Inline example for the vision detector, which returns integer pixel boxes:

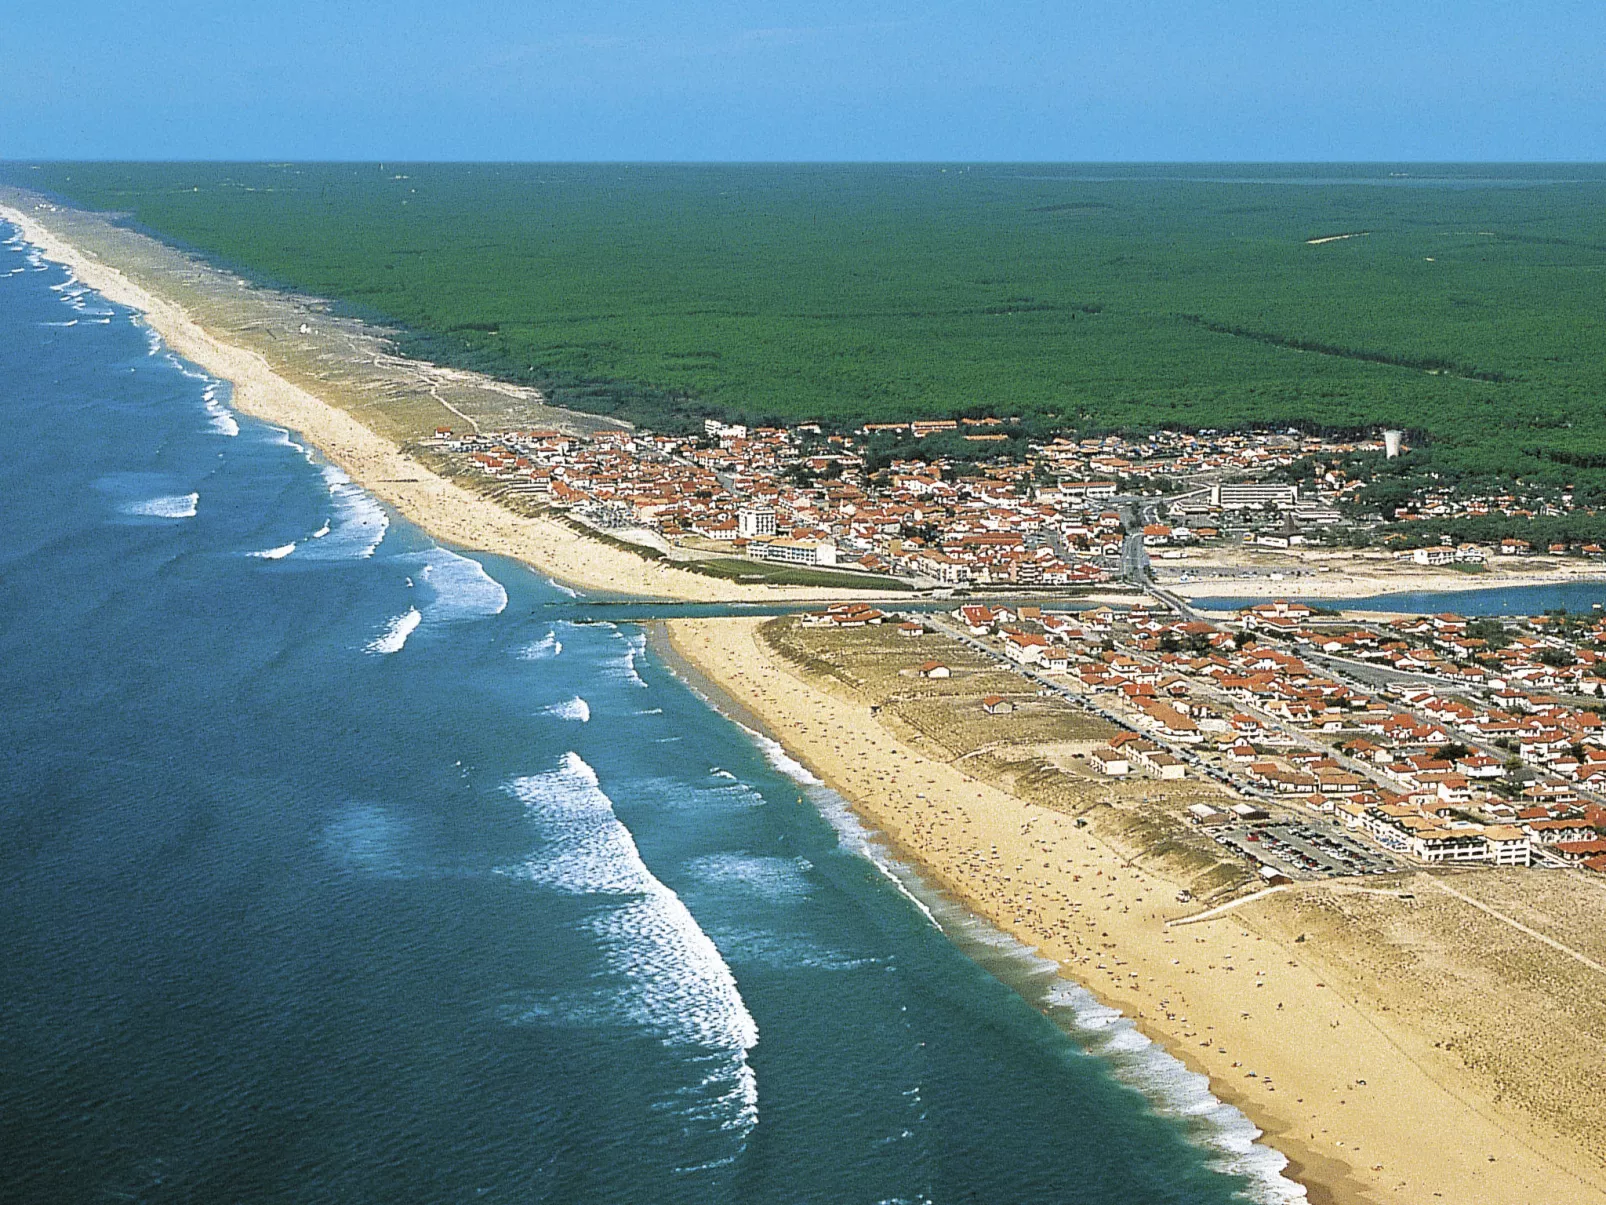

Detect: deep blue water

[0,225,1298,1204]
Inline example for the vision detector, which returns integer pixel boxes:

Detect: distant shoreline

[0,195,884,606]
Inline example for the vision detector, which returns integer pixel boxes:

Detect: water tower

[1383,430,1404,459]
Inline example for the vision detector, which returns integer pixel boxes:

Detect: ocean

[0,222,1300,1204]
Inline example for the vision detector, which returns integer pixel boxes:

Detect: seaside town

[420,417,1606,883]
[793,594,1606,882]
[12,179,1606,1205]
[421,418,1606,589]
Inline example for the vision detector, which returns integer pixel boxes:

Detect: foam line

[366,607,421,655]
[509,753,759,1138]
[125,493,199,519]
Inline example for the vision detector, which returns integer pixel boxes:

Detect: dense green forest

[11,162,1606,484]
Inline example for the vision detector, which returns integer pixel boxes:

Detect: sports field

[14,162,1606,485]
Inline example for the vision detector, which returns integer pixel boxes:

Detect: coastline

[648,621,1324,1203]
[664,615,1606,1205]
[1165,558,1606,604]
[10,194,1606,1204]
[0,199,880,605]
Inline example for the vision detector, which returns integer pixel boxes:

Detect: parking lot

[1210,820,1401,880]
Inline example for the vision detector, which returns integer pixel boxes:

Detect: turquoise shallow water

[0,224,1299,1204]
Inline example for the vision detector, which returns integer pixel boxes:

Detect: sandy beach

[1160,545,1606,603]
[11,191,1606,1204]
[0,197,884,605]
[667,615,1606,1205]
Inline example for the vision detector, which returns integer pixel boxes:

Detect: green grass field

[12,162,1606,485]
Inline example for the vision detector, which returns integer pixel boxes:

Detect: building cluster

[936,598,1606,874]
[428,422,1124,583]
[423,422,1406,585]
[1391,486,1590,527]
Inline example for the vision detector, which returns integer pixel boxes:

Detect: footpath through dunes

[665,614,1606,1205]
[0,192,882,604]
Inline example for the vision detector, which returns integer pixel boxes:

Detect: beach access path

[667,614,1606,1205]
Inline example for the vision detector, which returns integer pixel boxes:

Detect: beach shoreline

[0,198,887,605]
[647,620,1335,1204]
[1164,555,1606,604]
[10,195,1606,1205]
[664,614,1606,1205]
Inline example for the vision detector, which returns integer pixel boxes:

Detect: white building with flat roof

[737,506,777,539]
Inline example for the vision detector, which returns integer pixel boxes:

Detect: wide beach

[666,615,1606,1205]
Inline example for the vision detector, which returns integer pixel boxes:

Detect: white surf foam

[517,630,562,660]
[1044,972,1306,1201]
[202,382,239,436]
[543,696,591,723]
[705,924,875,973]
[746,725,1305,1204]
[141,324,162,356]
[125,493,199,519]
[414,546,508,622]
[366,607,421,655]
[250,543,297,560]
[311,520,331,538]
[297,464,388,560]
[266,426,309,456]
[606,627,649,688]
[684,853,812,901]
[163,353,212,384]
[507,753,759,1137]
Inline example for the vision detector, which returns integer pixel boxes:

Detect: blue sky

[4,0,1601,160]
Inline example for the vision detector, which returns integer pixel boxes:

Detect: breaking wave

[250,543,297,560]
[506,753,759,1138]
[202,382,239,437]
[518,630,562,660]
[366,607,421,655]
[414,546,507,622]
[749,724,1306,1204]
[1043,964,1307,1202]
[543,696,591,723]
[607,627,649,688]
[297,464,388,560]
[125,493,199,519]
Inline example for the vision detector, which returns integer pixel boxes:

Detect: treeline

[1176,315,1510,383]
[1378,514,1606,549]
